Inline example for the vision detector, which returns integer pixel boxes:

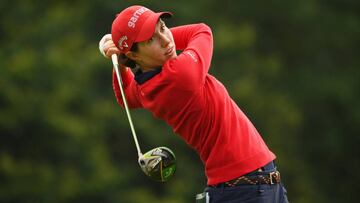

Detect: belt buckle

[269,171,280,184]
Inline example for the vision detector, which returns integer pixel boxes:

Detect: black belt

[211,161,281,187]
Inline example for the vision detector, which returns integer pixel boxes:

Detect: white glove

[99,34,112,57]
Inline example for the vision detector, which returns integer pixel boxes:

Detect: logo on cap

[128,7,149,28]
[118,35,128,50]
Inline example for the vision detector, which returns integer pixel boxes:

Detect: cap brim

[135,12,172,43]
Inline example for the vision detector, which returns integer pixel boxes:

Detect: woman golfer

[99,5,289,203]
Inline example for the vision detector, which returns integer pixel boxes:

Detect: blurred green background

[1,0,359,202]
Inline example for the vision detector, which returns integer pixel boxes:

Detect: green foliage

[1,0,359,202]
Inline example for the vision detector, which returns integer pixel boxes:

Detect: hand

[99,34,121,58]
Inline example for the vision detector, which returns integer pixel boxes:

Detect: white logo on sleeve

[185,51,198,62]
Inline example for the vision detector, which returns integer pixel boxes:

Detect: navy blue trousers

[203,162,289,203]
[205,182,288,203]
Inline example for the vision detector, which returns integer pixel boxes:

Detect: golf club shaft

[111,54,142,157]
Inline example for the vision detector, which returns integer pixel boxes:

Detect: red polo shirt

[112,23,276,185]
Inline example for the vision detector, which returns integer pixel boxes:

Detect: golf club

[111,54,176,182]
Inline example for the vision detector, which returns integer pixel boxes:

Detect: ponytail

[119,42,138,69]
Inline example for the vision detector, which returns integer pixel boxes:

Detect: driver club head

[138,147,176,182]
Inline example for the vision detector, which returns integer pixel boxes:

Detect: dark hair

[120,43,138,69]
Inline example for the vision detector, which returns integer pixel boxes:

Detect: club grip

[111,54,118,66]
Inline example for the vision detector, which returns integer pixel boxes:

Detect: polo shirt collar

[134,68,162,85]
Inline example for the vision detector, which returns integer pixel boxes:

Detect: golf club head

[138,147,176,182]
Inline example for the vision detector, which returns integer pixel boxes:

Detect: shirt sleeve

[167,24,213,90]
[112,68,142,108]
